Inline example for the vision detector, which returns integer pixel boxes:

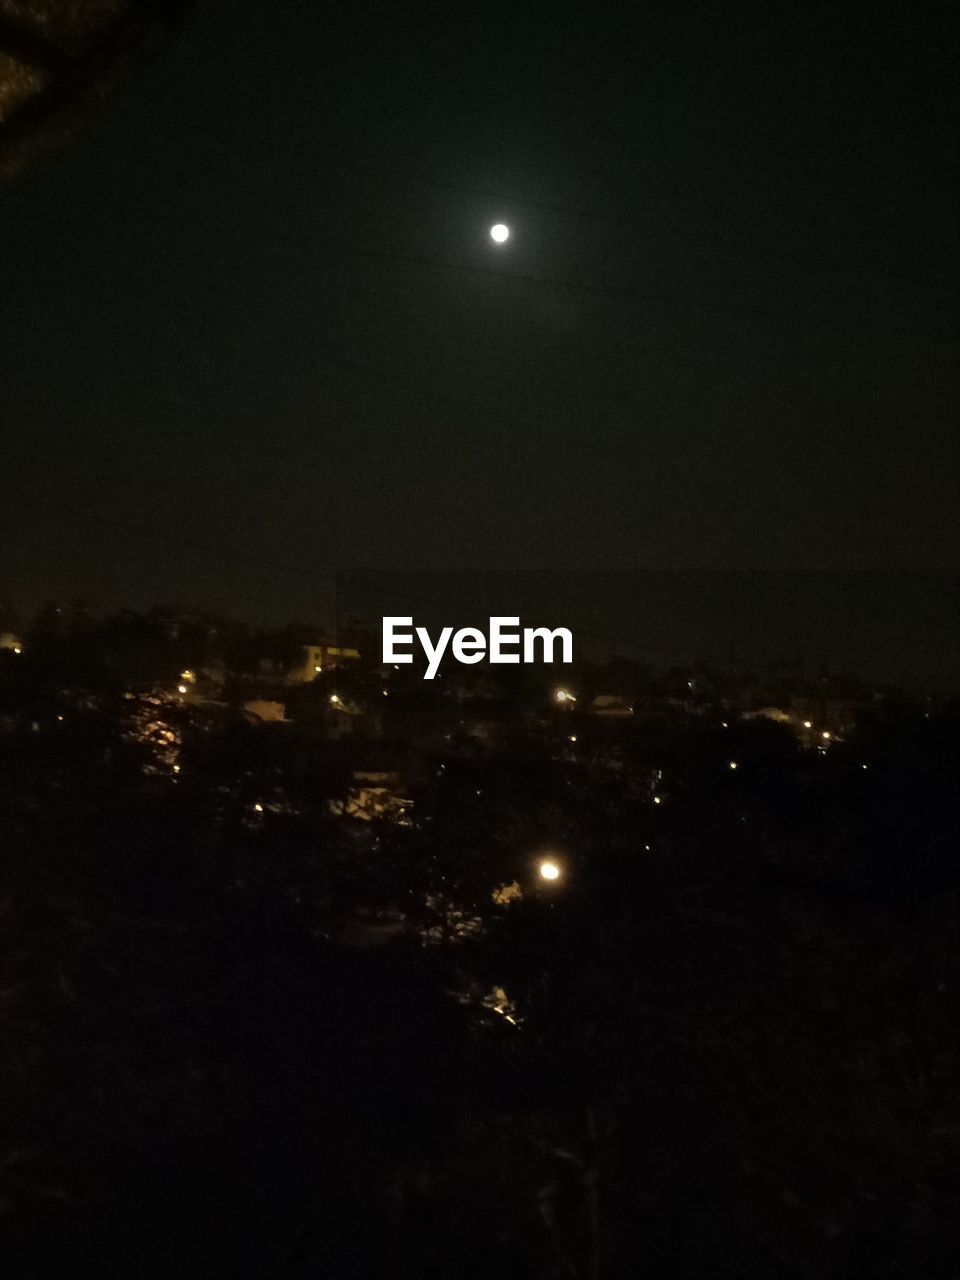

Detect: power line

[0,486,332,587]
[190,128,958,291]
[0,262,947,609]
[301,156,960,290]
[1,485,874,673]
[100,206,957,347]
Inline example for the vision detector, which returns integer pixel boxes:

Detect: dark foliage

[0,664,956,1278]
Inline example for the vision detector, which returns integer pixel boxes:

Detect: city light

[569,734,577,742]
[329,693,341,705]
[490,223,510,243]
[554,688,575,704]
[538,858,561,881]
[177,684,188,694]
[729,760,738,770]
[653,795,662,805]
[180,669,195,683]
[314,664,322,673]
[803,720,812,729]
[12,645,21,655]
[253,802,263,813]
[822,730,831,741]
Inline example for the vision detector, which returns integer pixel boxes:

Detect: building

[288,642,361,684]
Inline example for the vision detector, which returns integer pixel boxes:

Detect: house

[288,642,361,684]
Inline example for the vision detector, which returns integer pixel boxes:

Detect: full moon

[490,223,510,243]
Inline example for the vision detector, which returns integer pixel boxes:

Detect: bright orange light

[538,858,561,881]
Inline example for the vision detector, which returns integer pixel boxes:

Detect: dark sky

[0,0,957,674]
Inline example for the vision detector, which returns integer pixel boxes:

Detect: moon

[489,223,510,244]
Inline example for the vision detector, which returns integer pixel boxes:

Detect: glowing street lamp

[490,223,510,244]
[729,760,739,770]
[329,693,341,706]
[554,688,576,705]
[538,858,561,882]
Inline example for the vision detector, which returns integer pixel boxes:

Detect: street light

[538,858,561,882]
[490,223,510,243]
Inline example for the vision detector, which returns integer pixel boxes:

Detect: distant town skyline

[3,569,957,691]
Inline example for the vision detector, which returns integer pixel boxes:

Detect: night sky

[0,1,957,674]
